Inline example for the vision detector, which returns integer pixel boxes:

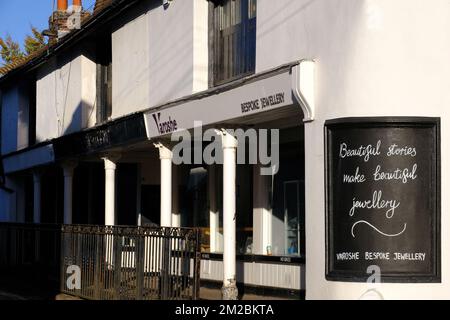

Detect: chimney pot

[57,0,68,11]
[73,0,82,8]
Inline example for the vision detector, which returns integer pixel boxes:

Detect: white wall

[36,54,96,143]
[112,9,150,119]
[257,0,450,299]
[81,56,97,129]
[111,0,209,119]
[200,260,304,291]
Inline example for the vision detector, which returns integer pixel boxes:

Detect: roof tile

[0,0,114,77]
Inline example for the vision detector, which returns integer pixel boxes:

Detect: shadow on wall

[111,0,196,114]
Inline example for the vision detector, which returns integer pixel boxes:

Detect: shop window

[181,167,210,251]
[236,165,253,254]
[211,0,257,86]
[185,164,253,254]
[284,181,301,255]
[270,128,305,257]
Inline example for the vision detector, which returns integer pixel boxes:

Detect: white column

[103,157,118,226]
[172,165,180,227]
[62,162,77,225]
[155,143,173,227]
[33,171,42,224]
[219,130,238,300]
[209,165,219,253]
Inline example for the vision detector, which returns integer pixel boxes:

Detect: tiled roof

[0,45,49,76]
[94,0,114,15]
[0,0,115,77]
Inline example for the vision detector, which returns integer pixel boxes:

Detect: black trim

[200,253,305,265]
[2,112,147,164]
[200,279,304,300]
[53,112,147,159]
[324,116,441,283]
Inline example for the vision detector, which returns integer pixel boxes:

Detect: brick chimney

[44,0,90,42]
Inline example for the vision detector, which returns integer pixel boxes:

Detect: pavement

[0,286,298,301]
[199,287,292,300]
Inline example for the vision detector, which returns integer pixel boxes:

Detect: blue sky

[0,0,96,64]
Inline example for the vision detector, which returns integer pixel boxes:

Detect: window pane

[284,182,299,255]
[236,164,253,254]
[269,127,305,257]
[249,0,257,19]
[213,0,256,85]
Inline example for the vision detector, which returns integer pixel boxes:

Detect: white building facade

[0,0,448,300]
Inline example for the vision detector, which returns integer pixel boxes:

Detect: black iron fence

[0,223,201,300]
[60,225,201,300]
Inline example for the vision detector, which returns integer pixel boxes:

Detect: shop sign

[325,117,440,282]
[144,71,294,139]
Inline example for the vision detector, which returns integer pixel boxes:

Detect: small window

[211,0,257,86]
[96,36,112,124]
[96,63,112,123]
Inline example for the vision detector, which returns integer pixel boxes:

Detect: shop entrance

[140,185,160,226]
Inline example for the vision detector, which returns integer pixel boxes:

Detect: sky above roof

[0,0,96,65]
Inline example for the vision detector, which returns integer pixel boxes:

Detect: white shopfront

[142,60,315,297]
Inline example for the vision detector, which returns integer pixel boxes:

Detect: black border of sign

[324,117,441,283]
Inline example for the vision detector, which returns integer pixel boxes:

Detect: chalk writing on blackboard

[326,117,440,282]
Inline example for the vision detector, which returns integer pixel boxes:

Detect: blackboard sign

[325,117,440,282]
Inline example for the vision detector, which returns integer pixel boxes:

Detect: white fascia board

[144,60,316,140]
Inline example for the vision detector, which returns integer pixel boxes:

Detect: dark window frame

[27,78,37,146]
[95,36,112,125]
[209,0,257,87]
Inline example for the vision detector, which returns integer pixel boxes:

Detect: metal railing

[0,223,201,300]
[60,225,201,300]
